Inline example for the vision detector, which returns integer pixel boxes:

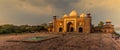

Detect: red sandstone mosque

[48,10,114,33]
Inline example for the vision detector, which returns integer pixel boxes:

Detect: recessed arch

[67,22,74,32]
[71,27,74,32]
[59,27,63,32]
[79,27,83,32]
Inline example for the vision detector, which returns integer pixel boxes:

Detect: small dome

[80,13,86,17]
[49,21,53,23]
[69,10,77,17]
[63,14,68,17]
[106,20,111,22]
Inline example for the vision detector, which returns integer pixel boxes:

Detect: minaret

[86,13,92,33]
[53,16,57,32]
[87,13,91,18]
[87,13,92,25]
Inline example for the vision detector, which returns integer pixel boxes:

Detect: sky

[0,0,120,27]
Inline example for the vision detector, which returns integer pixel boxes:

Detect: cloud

[0,0,120,27]
[17,0,79,15]
[72,0,120,26]
[73,0,120,10]
[17,0,56,15]
[0,0,54,25]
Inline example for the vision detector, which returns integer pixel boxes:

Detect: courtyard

[0,32,120,50]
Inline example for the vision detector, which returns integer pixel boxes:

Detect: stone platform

[0,33,120,50]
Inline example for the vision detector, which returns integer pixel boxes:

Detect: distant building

[101,20,114,33]
[48,10,114,33]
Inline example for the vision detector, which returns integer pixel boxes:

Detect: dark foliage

[0,24,47,34]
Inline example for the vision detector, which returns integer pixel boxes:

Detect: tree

[98,21,104,28]
[19,25,31,33]
[0,24,48,34]
[0,24,18,34]
[40,23,48,30]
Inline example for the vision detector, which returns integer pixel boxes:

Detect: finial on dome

[69,10,77,17]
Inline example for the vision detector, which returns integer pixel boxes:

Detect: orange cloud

[72,0,120,11]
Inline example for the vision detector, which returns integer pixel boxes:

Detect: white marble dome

[69,10,77,17]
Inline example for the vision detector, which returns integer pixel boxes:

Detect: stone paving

[0,33,120,50]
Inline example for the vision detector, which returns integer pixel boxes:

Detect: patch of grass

[26,36,48,41]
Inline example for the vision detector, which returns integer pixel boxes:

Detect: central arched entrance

[59,27,62,32]
[79,27,83,32]
[71,27,74,32]
[67,22,74,32]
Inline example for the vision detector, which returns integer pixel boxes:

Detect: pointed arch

[59,27,62,32]
[66,22,74,32]
[79,27,83,32]
[71,27,74,32]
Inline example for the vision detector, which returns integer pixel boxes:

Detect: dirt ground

[0,32,55,49]
[0,32,120,50]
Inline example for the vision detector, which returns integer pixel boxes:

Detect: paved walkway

[0,33,120,50]
[110,34,120,49]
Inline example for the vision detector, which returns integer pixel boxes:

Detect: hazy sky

[0,0,120,27]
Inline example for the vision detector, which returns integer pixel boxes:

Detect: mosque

[48,10,114,33]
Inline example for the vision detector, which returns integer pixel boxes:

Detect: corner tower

[86,13,92,33]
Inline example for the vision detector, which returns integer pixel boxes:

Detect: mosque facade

[48,10,114,33]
